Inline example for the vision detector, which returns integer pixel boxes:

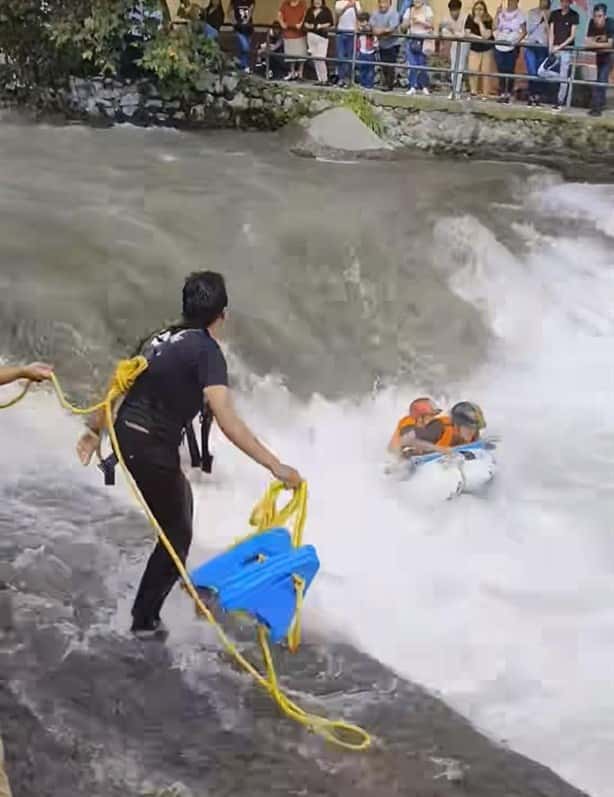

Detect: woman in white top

[335,0,361,85]
[401,0,434,95]
[439,0,469,97]
[493,0,527,101]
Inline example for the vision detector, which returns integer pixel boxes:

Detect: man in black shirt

[548,0,579,108]
[201,0,225,39]
[231,0,256,72]
[77,272,301,639]
[585,3,614,115]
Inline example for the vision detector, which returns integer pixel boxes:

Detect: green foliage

[0,0,222,99]
[342,88,384,137]
[139,25,224,98]
[48,0,138,77]
[0,0,65,88]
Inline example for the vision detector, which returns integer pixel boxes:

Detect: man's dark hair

[594,3,607,12]
[182,271,228,328]
[448,0,462,10]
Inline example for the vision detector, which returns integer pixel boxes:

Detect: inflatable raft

[392,440,497,500]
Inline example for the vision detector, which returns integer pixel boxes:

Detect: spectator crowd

[183,0,613,115]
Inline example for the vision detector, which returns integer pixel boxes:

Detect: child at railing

[256,21,287,79]
[356,11,378,88]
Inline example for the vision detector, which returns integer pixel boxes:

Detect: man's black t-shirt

[550,8,580,47]
[587,17,614,65]
[465,15,494,52]
[204,3,225,30]
[232,0,255,33]
[119,328,228,449]
[304,6,334,38]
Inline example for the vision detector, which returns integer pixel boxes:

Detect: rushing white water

[2,141,613,797]
[186,181,614,797]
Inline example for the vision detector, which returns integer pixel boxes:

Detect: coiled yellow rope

[1,360,371,751]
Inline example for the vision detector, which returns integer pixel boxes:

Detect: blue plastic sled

[190,528,320,642]
[412,439,496,467]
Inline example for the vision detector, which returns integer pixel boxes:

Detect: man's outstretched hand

[270,462,303,490]
[21,362,54,382]
[76,430,100,466]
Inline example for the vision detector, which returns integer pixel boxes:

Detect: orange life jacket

[434,415,478,448]
[396,415,416,435]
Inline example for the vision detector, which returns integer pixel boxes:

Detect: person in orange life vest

[388,396,442,454]
[409,401,486,455]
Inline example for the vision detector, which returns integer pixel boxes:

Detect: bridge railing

[203,23,613,110]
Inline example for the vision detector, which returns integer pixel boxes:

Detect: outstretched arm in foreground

[0,362,53,387]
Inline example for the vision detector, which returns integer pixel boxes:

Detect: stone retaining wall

[377,101,614,167]
[67,75,329,130]
[2,73,612,172]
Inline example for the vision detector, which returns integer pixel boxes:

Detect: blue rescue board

[190,528,320,642]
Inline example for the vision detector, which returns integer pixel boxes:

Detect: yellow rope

[246,481,308,653]
[0,381,32,410]
[2,360,371,751]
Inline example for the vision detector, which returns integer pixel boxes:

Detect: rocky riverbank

[377,94,614,175]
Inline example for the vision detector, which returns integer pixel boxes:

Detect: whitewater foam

[189,180,614,797]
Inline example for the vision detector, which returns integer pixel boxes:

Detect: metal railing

[220,24,613,110]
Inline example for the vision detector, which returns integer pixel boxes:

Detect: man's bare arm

[0,362,53,386]
[205,385,302,487]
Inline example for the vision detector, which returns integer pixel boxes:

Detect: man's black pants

[116,422,193,629]
[379,46,400,90]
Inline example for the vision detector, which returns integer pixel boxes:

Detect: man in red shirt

[279,0,307,80]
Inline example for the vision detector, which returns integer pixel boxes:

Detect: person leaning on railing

[256,20,287,78]
[356,11,379,88]
[465,0,495,98]
[201,0,225,40]
[439,0,469,98]
[230,0,256,73]
[524,0,551,106]
[279,0,308,80]
[335,0,361,87]
[546,0,579,110]
[369,0,401,91]
[493,0,526,103]
[402,0,435,95]
[304,0,334,85]
[585,2,614,117]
